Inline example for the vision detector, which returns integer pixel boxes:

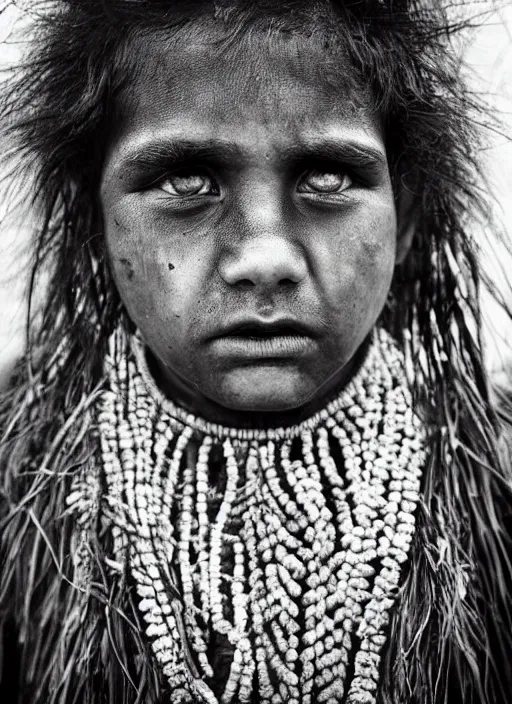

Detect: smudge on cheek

[355,231,395,283]
[360,233,387,260]
[118,257,135,281]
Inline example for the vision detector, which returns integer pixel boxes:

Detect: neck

[146,336,371,430]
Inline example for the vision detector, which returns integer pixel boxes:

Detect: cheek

[321,205,397,312]
[104,212,204,348]
[355,226,396,300]
[107,229,166,316]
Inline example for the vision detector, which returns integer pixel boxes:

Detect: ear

[395,179,418,266]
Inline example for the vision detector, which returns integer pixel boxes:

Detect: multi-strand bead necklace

[94,326,425,704]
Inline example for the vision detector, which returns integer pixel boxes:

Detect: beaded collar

[93,326,425,704]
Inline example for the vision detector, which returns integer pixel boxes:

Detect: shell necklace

[95,326,425,704]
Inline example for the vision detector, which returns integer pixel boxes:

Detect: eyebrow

[117,139,243,174]
[285,138,387,168]
[114,135,387,176]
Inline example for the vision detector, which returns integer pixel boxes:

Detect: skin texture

[100,27,403,425]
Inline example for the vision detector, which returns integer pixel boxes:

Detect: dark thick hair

[1,2,512,703]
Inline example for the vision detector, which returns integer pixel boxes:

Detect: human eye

[297,169,353,195]
[157,170,219,197]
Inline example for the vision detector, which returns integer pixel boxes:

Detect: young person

[1,1,511,703]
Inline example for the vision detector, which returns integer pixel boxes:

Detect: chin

[221,395,307,413]
[213,368,317,413]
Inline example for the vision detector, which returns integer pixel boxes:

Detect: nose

[219,235,307,289]
[218,173,309,289]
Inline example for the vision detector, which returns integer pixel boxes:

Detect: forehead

[107,23,382,164]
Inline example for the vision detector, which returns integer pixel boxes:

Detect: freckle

[114,218,127,230]
[168,262,175,271]
[174,314,180,318]
[119,257,134,281]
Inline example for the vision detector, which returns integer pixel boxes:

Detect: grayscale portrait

[0,2,511,703]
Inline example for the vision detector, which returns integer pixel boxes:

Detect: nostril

[279,277,297,286]
[235,279,256,288]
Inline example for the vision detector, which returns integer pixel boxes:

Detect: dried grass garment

[1,328,512,704]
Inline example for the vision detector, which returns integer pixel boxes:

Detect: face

[100,27,399,421]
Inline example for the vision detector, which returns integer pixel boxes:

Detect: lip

[208,317,317,359]
[213,317,317,339]
[210,334,315,359]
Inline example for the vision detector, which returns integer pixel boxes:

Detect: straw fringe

[1,327,512,703]
[0,363,167,703]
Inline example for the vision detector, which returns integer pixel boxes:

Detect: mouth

[210,320,316,359]
[225,322,311,338]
